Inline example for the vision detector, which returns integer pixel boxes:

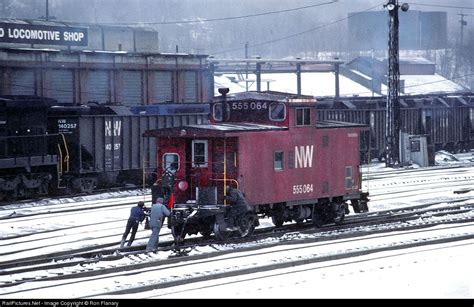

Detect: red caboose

[144,91,369,240]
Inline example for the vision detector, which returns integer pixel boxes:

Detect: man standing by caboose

[146,197,170,252]
[120,201,146,248]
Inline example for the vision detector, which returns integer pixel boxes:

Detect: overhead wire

[210,3,383,56]
[348,73,474,96]
[99,1,337,25]
[409,3,474,10]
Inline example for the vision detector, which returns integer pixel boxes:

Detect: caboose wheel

[312,207,326,228]
[213,221,230,241]
[271,215,284,227]
[200,225,213,239]
[333,209,345,225]
[312,214,325,227]
[237,214,255,238]
[332,203,346,225]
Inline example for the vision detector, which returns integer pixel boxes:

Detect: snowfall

[0,151,473,299]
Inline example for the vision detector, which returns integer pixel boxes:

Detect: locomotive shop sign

[0,23,88,46]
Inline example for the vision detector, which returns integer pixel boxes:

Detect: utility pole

[458,14,467,48]
[39,0,55,21]
[46,0,49,21]
[384,0,409,167]
[453,14,467,78]
[245,42,249,92]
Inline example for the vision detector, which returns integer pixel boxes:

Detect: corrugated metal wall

[0,50,211,104]
[86,70,110,103]
[153,71,173,103]
[10,69,35,96]
[49,69,74,103]
[183,71,197,102]
[122,70,143,106]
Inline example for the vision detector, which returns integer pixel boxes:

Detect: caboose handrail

[210,178,239,190]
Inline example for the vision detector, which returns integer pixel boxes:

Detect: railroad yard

[1,153,473,298]
[1,0,473,301]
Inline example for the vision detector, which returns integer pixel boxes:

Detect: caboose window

[192,140,208,167]
[269,102,286,121]
[274,150,284,171]
[163,153,179,172]
[296,108,310,126]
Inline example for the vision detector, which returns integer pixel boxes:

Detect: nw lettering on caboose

[295,145,313,168]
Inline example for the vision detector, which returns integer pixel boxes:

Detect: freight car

[0,95,210,201]
[0,96,61,200]
[316,94,474,164]
[144,91,369,241]
[47,102,209,193]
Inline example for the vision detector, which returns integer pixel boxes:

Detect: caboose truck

[144,91,369,241]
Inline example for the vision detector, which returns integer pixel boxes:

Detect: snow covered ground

[0,152,473,299]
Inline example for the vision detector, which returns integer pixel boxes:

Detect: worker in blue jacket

[120,201,146,248]
[146,197,170,252]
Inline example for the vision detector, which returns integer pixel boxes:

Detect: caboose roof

[144,123,286,138]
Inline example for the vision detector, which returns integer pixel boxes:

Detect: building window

[163,153,179,172]
[274,150,284,171]
[296,108,310,126]
[192,140,208,167]
[345,166,353,189]
[269,102,286,121]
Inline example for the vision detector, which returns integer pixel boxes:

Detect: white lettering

[231,101,267,110]
[292,184,314,194]
[64,31,84,42]
[113,120,122,136]
[105,120,122,137]
[295,145,313,168]
[105,121,112,136]
[0,28,4,38]
[8,28,60,41]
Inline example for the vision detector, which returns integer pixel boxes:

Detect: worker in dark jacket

[225,186,247,206]
[120,201,146,248]
[146,197,170,252]
[226,186,251,217]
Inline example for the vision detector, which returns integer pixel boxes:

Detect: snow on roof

[350,69,372,80]
[218,72,377,97]
[214,75,245,96]
[380,74,467,95]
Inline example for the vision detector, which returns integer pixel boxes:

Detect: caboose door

[212,137,239,204]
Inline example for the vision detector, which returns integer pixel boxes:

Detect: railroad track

[1,164,473,297]
[1,200,473,297]
[2,217,473,298]
[1,198,472,271]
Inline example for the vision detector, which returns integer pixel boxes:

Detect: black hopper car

[316,94,474,164]
[0,95,209,201]
[0,96,59,200]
